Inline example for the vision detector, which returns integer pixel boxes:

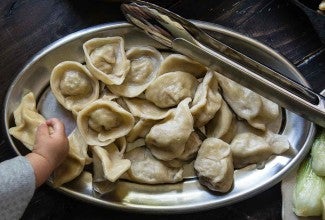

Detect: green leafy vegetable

[311,128,325,176]
[293,157,325,217]
[322,196,325,219]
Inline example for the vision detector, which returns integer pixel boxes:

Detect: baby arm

[26,118,69,187]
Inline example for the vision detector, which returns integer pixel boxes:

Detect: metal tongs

[121,0,325,127]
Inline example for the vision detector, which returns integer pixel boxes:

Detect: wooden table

[0,0,324,219]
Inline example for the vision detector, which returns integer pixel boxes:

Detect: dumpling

[264,130,290,155]
[114,136,127,155]
[163,131,202,168]
[52,128,88,187]
[218,119,237,144]
[126,119,155,143]
[77,98,135,146]
[194,138,234,193]
[114,97,130,111]
[50,61,99,113]
[124,98,171,120]
[206,100,237,143]
[83,36,130,85]
[99,87,119,100]
[145,71,199,108]
[9,92,46,150]
[248,97,280,131]
[216,73,261,122]
[109,46,163,97]
[146,98,194,161]
[190,71,222,127]
[70,128,92,165]
[122,147,183,184]
[230,132,289,169]
[216,73,279,131]
[92,143,131,182]
[124,98,172,142]
[158,54,207,78]
[176,131,202,161]
[126,138,146,153]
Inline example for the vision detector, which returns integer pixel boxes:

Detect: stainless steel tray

[4,21,315,214]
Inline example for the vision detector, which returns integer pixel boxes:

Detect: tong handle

[193,31,320,106]
[173,38,325,127]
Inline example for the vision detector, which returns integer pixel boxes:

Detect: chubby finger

[36,122,50,137]
[46,118,66,136]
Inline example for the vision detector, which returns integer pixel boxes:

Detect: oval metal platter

[4,21,315,214]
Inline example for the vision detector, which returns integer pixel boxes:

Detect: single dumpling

[92,143,131,183]
[264,131,290,154]
[230,132,289,169]
[216,73,261,121]
[191,71,222,127]
[145,98,194,161]
[83,36,130,85]
[109,46,163,97]
[122,146,183,184]
[194,138,234,193]
[248,97,280,131]
[126,119,156,143]
[77,98,135,146]
[50,61,99,113]
[114,136,127,155]
[70,128,92,164]
[176,131,202,161]
[125,138,146,153]
[52,128,88,187]
[124,98,171,120]
[123,98,172,142]
[206,99,237,143]
[99,87,119,100]
[9,92,46,150]
[145,71,199,108]
[163,131,202,168]
[216,73,279,131]
[158,54,207,78]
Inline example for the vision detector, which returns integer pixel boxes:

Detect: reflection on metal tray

[4,21,315,214]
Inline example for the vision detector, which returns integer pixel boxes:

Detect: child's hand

[26,118,69,187]
[33,118,69,170]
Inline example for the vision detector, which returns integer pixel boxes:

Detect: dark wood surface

[0,0,324,219]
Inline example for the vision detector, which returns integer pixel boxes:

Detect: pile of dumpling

[9,36,290,193]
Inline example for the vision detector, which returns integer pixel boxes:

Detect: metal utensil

[121,0,325,127]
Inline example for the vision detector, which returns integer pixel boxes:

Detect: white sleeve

[0,156,36,220]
